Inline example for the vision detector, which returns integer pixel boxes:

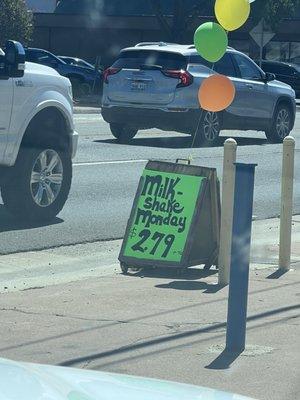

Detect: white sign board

[250,19,275,48]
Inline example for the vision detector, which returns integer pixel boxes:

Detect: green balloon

[194,22,228,63]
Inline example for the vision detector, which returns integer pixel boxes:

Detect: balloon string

[188,61,216,161]
[188,109,204,162]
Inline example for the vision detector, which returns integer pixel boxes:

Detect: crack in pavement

[0,307,227,333]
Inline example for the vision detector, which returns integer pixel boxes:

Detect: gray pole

[279,136,295,271]
[226,163,257,353]
[259,19,264,68]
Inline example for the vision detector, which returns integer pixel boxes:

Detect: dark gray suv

[102,43,296,145]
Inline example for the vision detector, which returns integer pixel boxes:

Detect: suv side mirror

[4,40,25,78]
[265,72,276,82]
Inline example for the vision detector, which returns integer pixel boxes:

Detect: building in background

[26,0,57,13]
[31,0,300,65]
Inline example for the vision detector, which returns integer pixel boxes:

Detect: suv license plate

[131,81,148,91]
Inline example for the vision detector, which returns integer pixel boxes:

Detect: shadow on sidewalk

[129,267,217,280]
[57,304,299,368]
[266,269,289,279]
[155,280,225,294]
[205,349,243,370]
[127,267,224,293]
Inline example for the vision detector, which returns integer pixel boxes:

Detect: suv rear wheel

[193,111,221,147]
[1,146,72,221]
[110,123,138,144]
[265,104,292,143]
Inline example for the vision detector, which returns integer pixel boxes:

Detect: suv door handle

[246,83,254,89]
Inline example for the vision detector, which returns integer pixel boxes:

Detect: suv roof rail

[187,45,235,50]
[135,42,181,48]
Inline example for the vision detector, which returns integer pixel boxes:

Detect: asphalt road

[0,112,299,255]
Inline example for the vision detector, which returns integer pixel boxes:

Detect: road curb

[74,107,101,115]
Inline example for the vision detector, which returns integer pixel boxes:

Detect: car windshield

[77,59,94,68]
[1,2,299,400]
[294,64,300,73]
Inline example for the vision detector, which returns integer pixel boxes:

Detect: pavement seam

[1,307,223,330]
[0,307,227,330]
[57,304,300,367]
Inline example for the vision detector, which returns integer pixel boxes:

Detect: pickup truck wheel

[193,111,221,147]
[110,123,138,144]
[1,147,72,221]
[265,105,292,143]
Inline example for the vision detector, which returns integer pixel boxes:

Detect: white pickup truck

[0,41,78,221]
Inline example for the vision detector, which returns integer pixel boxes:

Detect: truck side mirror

[5,40,25,78]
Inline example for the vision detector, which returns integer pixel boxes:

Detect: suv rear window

[112,50,187,70]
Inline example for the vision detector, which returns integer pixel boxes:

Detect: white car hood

[25,61,60,77]
[0,358,255,400]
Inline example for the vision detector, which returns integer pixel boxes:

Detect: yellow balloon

[215,0,250,31]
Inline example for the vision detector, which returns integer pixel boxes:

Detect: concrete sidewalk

[0,216,300,400]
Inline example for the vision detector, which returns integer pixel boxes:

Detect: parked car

[0,40,78,220]
[0,357,257,400]
[102,42,296,145]
[58,55,95,70]
[25,47,102,96]
[259,60,300,98]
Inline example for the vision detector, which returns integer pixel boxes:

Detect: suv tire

[193,111,221,147]
[110,123,138,144]
[1,146,72,221]
[265,104,292,143]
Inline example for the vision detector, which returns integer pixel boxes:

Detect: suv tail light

[103,67,121,84]
[162,69,193,88]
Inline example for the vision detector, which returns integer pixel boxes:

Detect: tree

[149,0,300,42]
[149,0,213,43]
[0,0,33,47]
[252,0,300,30]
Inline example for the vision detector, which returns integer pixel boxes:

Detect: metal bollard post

[218,138,237,286]
[279,136,295,271]
[226,163,257,353]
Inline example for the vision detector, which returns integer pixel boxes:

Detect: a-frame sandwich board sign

[119,160,220,272]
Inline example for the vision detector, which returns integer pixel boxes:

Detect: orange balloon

[198,74,236,112]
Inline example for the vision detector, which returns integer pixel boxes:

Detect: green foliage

[252,0,300,29]
[0,0,33,47]
[149,0,300,41]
